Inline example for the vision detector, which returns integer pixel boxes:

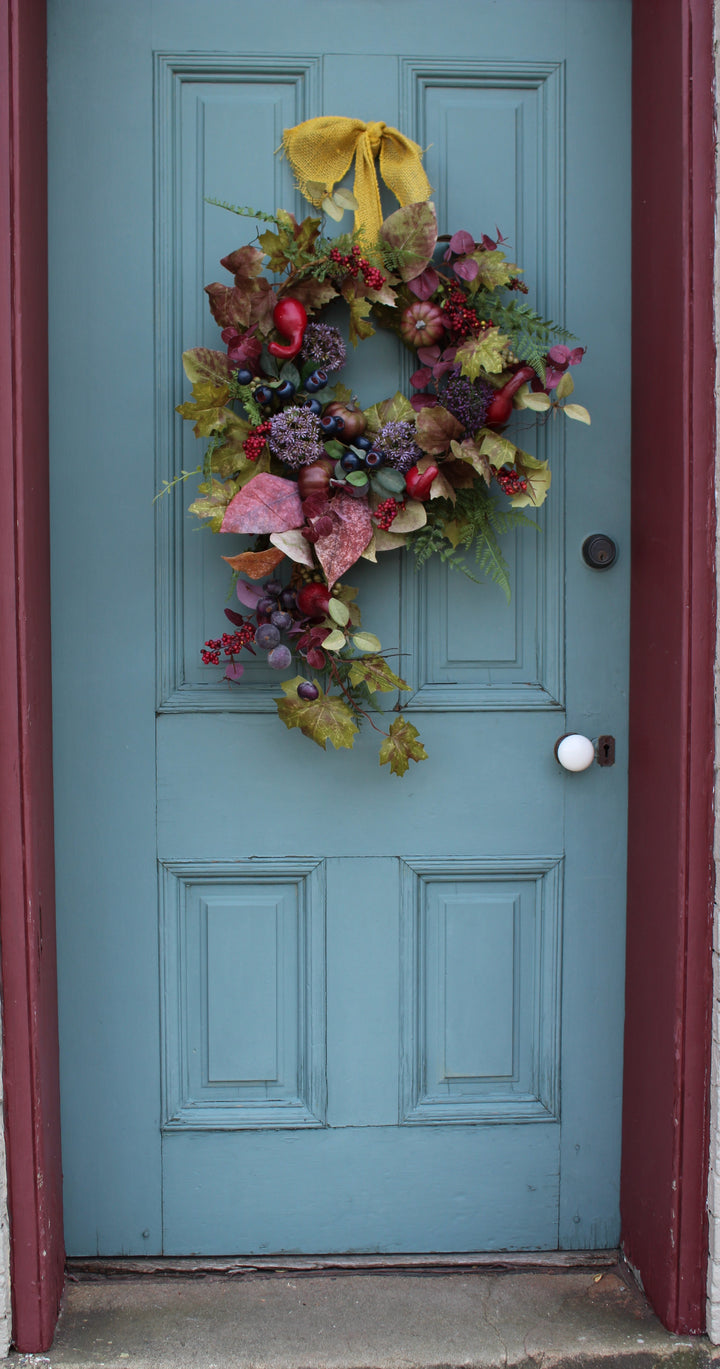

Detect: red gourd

[268,297,308,360]
[296,583,331,619]
[405,463,439,501]
[484,365,536,427]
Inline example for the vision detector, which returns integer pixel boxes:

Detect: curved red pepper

[406,463,439,501]
[268,297,308,360]
[485,365,536,427]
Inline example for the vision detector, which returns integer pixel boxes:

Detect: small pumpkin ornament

[400,301,445,348]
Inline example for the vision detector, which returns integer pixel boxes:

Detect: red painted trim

[0,0,65,1352]
[622,0,716,1335]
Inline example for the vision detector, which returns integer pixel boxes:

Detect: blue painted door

[49,0,631,1255]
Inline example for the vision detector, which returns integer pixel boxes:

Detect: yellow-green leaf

[275,688,358,751]
[378,717,428,776]
[455,328,511,379]
[322,196,344,221]
[563,403,591,424]
[479,431,518,470]
[328,598,350,627]
[511,451,552,508]
[352,631,382,653]
[322,628,347,652]
[555,372,575,399]
[363,390,415,433]
[519,390,552,412]
[348,656,410,694]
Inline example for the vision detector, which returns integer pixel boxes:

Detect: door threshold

[67,1250,619,1281]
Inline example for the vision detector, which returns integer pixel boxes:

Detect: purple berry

[255,623,281,649]
[271,610,293,630]
[267,644,292,670]
[297,681,319,700]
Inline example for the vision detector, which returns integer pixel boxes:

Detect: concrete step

[7,1264,720,1369]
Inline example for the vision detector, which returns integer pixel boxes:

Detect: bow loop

[282,116,431,240]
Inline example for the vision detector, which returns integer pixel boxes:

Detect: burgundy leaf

[407,266,440,300]
[410,367,433,389]
[449,230,475,254]
[225,608,245,626]
[453,257,479,281]
[306,647,326,669]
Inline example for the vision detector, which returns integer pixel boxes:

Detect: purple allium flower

[268,406,326,469]
[299,323,347,372]
[375,420,423,474]
[439,369,493,433]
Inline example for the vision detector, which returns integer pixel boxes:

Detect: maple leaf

[510,450,552,508]
[456,328,511,379]
[219,244,265,286]
[344,291,375,346]
[257,226,294,272]
[181,347,234,387]
[275,687,358,751]
[467,248,518,292]
[415,404,464,456]
[478,431,519,470]
[204,282,251,331]
[348,656,410,695]
[187,479,233,532]
[287,276,339,312]
[363,390,415,435]
[378,717,428,776]
[176,382,230,438]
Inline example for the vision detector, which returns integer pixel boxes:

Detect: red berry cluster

[374,497,405,530]
[495,467,528,496]
[329,243,386,291]
[441,285,484,339]
[243,420,272,461]
[201,625,256,664]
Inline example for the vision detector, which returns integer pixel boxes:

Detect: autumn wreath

[170,122,589,775]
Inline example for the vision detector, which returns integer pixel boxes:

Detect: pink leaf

[220,474,304,535]
[453,257,479,281]
[410,366,433,389]
[235,579,264,609]
[449,230,475,254]
[315,491,374,586]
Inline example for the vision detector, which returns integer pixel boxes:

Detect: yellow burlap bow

[282,116,432,241]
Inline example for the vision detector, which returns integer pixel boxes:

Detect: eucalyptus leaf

[563,403,591,424]
[352,630,382,653]
[328,598,350,627]
[322,629,347,652]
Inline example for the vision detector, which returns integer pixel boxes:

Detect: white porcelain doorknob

[554,733,595,771]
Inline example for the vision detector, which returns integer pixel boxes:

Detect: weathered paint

[622,0,716,1337]
[0,0,65,1352]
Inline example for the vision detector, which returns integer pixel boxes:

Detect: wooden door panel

[49,0,631,1256]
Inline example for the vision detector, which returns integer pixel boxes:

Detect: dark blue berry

[255,385,274,405]
[234,368,253,385]
[276,380,296,402]
[365,449,385,470]
[320,415,340,437]
[340,451,363,472]
[354,435,372,451]
[301,396,323,415]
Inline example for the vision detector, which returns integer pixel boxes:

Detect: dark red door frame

[0,0,65,1352]
[621,0,717,1334]
[0,0,715,1352]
